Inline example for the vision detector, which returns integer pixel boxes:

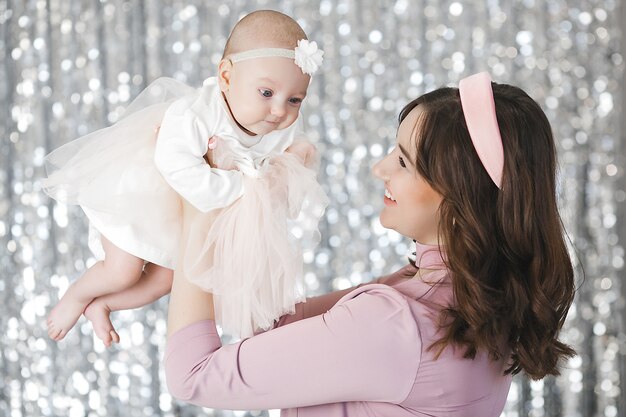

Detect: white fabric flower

[294,39,324,75]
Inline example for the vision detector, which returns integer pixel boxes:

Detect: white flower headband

[228,39,324,75]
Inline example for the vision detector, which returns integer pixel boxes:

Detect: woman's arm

[270,283,380,329]
[268,265,416,329]
[167,268,369,337]
[166,266,215,337]
[164,271,421,410]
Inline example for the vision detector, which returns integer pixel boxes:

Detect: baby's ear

[217,59,233,91]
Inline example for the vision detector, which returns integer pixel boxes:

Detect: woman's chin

[379,215,419,241]
[378,213,395,231]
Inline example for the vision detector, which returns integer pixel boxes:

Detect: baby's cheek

[285,114,299,128]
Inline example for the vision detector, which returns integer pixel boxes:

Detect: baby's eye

[398,156,407,168]
[259,89,273,98]
[288,97,303,105]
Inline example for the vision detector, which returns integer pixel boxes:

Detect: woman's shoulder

[330,264,454,342]
[337,266,511,414]
[329,268,431,339]
[331,263,418,306]
[334,282,411,309]
[366,263,453,307]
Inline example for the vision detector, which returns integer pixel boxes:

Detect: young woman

[163,72,575,416]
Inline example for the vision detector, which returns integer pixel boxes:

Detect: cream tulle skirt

[41,77,329,338]
[42,78,193,268]
[183,151,328,338]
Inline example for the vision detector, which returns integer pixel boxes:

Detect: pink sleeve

[269,268,414,328]
[270,284,371,328]
[164,284,422,410]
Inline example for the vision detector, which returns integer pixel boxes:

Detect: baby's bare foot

[84,300,120,347]
[47,296,88,341]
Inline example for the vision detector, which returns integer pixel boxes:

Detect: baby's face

[221,57,310,136]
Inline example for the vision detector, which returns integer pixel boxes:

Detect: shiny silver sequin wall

[1,0,624,416]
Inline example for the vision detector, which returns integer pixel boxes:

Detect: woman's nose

[372,158,387,180]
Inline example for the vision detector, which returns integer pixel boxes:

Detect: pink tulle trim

[183,152,329,338]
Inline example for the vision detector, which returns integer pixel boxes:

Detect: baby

[43,10,328,346]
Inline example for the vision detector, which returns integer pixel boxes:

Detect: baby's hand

[286,139,317,168]
[205,136,241,171]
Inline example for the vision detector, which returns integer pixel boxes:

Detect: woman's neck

[412,240,446,270]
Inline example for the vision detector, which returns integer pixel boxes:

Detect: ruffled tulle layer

[182,151,329,338]
[42,78,196,268]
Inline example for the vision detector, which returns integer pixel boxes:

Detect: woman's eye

[288,97,303,105]
[398,156,407,168]
[259,89,273,98]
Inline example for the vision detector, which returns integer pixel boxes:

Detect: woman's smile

[384,187,398,206]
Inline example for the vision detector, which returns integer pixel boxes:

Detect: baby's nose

[271,103,286,117]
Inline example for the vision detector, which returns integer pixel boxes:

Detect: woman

[163,72,575,416]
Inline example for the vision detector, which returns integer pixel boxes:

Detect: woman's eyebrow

[398,144,413,162]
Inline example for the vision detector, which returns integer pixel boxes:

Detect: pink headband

[459,72,504,188]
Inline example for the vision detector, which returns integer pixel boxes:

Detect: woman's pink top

[164,244,512,416]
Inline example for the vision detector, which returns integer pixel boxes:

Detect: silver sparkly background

[1,0,624,416]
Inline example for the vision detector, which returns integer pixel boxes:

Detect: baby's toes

[101,332,112,347]
[48,327,61,340]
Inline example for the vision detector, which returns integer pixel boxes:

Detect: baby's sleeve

[154,97,245,212]
[164,284,422,410]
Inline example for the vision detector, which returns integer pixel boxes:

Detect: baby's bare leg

[84,263,173,347]
[47,236,144,341]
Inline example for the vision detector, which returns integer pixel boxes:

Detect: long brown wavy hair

[400,82,576,380]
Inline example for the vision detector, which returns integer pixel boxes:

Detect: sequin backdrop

[0,0,624,416]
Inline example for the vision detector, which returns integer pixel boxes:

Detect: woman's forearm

[166,255,413,337]
[163,284,418,410]
[167,267,215,337]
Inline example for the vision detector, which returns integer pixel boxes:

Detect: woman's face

[372,106,443,244]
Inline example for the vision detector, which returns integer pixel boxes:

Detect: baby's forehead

[227,33,298,56]
[234,58,310,93]
[223,12,305,57]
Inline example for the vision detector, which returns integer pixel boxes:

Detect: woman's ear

[218,59,233,92]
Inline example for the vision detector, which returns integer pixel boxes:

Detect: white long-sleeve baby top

[154,76,304,213]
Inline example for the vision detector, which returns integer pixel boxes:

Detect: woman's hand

[205,136,241,172]
[203,136,217,166]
